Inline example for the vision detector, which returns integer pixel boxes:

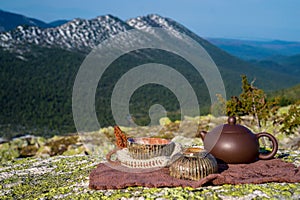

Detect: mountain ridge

[2,9,300,60]
[0,9,68,31]
[2,9,300,59]
[0,14,132,53]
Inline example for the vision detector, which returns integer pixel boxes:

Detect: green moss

[218,183,300,199]
[0,155,100,199]
[1,145,300,199]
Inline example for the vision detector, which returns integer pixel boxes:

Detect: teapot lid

[214,116,253,134]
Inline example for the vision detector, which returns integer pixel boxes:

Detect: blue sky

[1,0,300,41]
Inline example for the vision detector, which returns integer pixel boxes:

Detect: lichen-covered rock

[0,135,89,162]
[1,114,299,163]
[159,117,172,126]
[43,135,82,156]
[0,152,299,199]
[0,142,19,161]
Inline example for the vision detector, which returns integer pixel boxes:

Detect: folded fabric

[89,159,300,190]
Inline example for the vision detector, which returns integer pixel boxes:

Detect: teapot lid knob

[228,116,236,125]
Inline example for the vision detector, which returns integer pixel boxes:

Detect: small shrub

[276,101,300,134]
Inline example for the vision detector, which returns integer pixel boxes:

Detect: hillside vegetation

[1,43,300,138]
[269,83,300,106]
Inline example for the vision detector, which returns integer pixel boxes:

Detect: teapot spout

[197,131,207,141]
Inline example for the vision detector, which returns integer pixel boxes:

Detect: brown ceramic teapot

[199,116,278,164]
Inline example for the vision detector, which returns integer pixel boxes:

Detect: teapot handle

[256,132,278,160]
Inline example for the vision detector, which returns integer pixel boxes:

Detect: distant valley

[206,38,300,80]
[207,38,300,60]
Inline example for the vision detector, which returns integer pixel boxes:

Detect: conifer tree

[226,75,278,128]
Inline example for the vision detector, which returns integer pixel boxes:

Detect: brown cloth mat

[89,159,300,190]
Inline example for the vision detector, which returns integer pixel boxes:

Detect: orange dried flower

[114,126,128,148]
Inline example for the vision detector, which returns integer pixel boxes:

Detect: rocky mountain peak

[0,14,131,53]
[0,12,197,54]
[127,14,175,30]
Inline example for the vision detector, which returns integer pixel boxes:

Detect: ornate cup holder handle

[106,148,122,166]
